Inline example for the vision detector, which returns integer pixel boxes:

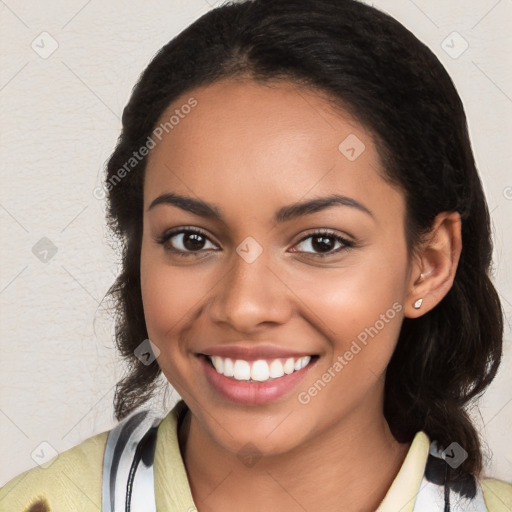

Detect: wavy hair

[103,0,503,484]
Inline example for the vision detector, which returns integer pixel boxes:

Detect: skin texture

[140,78,462,512]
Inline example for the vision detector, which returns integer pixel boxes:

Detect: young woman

[1,0,511,511]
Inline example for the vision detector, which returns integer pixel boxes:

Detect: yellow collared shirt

[1,400,511,512]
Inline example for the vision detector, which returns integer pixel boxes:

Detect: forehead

[144,78,404,225]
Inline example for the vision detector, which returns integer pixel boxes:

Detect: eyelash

[155,226,355,259]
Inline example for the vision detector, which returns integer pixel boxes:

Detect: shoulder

[0,405,172,512]
[0,429,108,512]
[481,478,512,512]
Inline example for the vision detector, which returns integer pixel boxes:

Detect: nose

[207,249,293,333]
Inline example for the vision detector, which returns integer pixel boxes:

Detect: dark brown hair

[103,0,503,485]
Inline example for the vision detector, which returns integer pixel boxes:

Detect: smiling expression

[140,78,414,455]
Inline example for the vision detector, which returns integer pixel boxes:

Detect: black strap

[125,425,158,512]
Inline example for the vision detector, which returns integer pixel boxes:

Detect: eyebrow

[147,192,374,223]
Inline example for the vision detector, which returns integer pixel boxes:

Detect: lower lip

[199,356,316,405]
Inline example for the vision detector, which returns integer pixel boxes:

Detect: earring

[413,298,423,309]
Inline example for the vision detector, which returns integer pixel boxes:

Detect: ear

[404,211,462,318]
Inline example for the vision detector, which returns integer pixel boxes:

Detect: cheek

[140,250,207,392]
[293,259,406,421]
[297,257,404,329]
[141,265,199,338]
[140,243,218,363]
[291,250,407,370]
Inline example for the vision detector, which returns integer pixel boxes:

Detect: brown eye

[181,232,207,251]
[156,227,218,256]
[311,235,336,252]
[293,230,354,257]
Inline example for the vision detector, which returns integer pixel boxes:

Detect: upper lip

[199,344,317,361]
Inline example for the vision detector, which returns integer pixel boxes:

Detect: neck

[178,401,410,512]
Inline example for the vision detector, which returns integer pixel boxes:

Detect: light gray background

[1,0,511,485]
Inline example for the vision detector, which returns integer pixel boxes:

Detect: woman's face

[141,78,415,455]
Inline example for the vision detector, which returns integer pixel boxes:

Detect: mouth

[200,354,318,382]
[197,353,319,405]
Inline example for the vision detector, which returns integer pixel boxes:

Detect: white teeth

[299,356,311,369]
[207,355,313,382]
[283,358,295,374]
[233,359,251,380]
[223,358,234,377]
[251,360,270,381]
[211,356,223,374]
[294,356,310,371]
[269,359,285,378]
